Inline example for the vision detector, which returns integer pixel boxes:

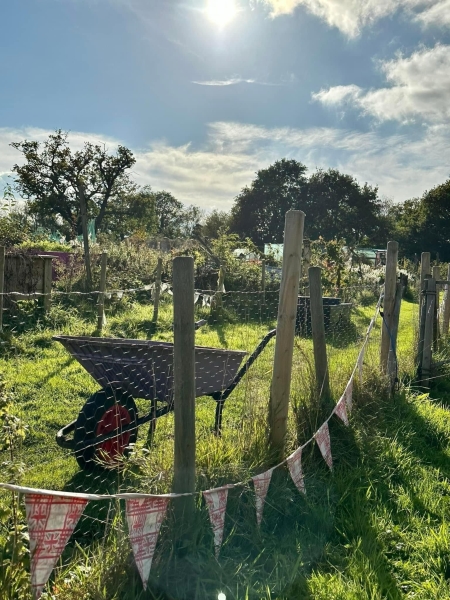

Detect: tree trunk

[78,182,93,291]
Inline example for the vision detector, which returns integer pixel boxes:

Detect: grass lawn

[5,292,450,600]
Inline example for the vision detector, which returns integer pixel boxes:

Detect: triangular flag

[334,396,349,426]
[203,486,229,558]
[357,344,366,384]
[252,469,273,526]
[25,493,87,600]
[126,496,169,590]
[315,422,333,470]
[344,377,354,413]
[287,446,306,495]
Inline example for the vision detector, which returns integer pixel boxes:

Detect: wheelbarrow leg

[146,398,157,448]
[214,400,225,436]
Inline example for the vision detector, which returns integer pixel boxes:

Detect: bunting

[315,422,333,470]
[252,469,273,526]
[203,486,229,557]
[126,496,170,589]
[334,395,349,426]
[287,447,306,495]
[25,493,87,600]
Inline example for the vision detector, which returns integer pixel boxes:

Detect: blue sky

[1,0,450,209]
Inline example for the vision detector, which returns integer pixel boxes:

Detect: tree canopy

[230,160,388,247]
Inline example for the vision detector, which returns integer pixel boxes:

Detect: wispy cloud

[192,78,256,86]
[313,45,450,124]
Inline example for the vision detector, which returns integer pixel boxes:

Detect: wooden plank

[420,252,431,297]
[97,251,107,330]
[269,210,305,455]
[309,266,330,400]
[0,247,4,331]
[433,264,440,348]
[152,257,163,324]
[442,264,450,335]
[42,257,53,312]
[387,281,403,388]
[172,256,196,514]
[380,241,398,373]
[421,277,436,387]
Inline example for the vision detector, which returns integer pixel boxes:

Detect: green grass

[5,293,450,599]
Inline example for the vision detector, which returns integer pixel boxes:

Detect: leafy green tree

[11,130,135,289]
[202,209,231,238]
[230,159,308,246]
[104,185,157,239]
[154,191,184,237]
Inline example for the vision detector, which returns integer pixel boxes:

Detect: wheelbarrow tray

[53,335,247,403]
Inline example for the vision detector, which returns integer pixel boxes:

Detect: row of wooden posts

[171,212,408,511]
[417,252,450,386]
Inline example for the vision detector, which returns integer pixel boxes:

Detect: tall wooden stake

[421,277,436,387]
[172,256,196,514]
[269,210,305,456]
[152,257,163,324]
[0,247,4,331]
[97,251,107,331]
[42,257,53,313]
[387,282,403,388]
[309,267,330,400]
[261,259,266,305]
[380,241,398,373]
[420,252,431,304]
[442,264,450,336]
[432,264,440,348]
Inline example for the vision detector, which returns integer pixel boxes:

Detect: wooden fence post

[387,282,403,388]
[42,257,53,313]
[420,252,431,302]
[309,267,330,400]
[433,264,440,348]
[380,241,398,373]
[269,210,305,455]
[421,277,436,387]
[442,264,450,335]
[261,259,266,305]
[172,256,196,514]
[0,247,4,331]
[97,251,107,331]
[152,257,163,324]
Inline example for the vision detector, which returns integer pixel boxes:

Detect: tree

[179,205,205,238]
[154,191,184,237]
[230,159,308,246]
[103,185,157,239]
[202,210,231,238]
[11,130,136,289]
[306,169,388,246]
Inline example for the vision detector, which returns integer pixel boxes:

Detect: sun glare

[206,0,237,26]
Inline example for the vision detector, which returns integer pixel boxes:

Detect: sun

[206,0,237,26]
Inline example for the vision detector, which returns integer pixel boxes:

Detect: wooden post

[309,267,330,400]
[417,274,431,373]
[442,264,450,335]
[152,257,163,324]
[387,282,403,388]
[97,251,107,330]
[42,257,53,313]
[380,241,398,373]
[421,277,436,387]
[433,264,440,348]
[78,183,93,291]
[420,252,431,302]
[261,259,266,305]
[269,210,305,455]
[172,256,196,513]
[0,247,4,331]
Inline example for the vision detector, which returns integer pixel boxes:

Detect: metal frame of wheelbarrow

[55,328,277,455]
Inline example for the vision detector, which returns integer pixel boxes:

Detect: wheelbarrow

[53,326,276,470]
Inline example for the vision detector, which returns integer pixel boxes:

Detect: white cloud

[313,45,450,124]
[1,121,449,211]
[261,0,446,37]
[192,78,256,86]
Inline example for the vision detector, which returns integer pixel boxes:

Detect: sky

[1,0,450,210]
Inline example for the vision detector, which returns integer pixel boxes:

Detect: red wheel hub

[95,404,132,464]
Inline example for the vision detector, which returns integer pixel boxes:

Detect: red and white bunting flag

[25,493,87,600]
[334,396,349,426]
[315,422,333,470]
[287,447,306,495]
[344,377,354,413]
[126,496,169,590]
[252,469,273,526]
[203,486,229,558]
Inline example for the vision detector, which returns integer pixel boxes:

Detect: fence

[0,213,431,599]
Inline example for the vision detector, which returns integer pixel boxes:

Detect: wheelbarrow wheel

[73,387,138,470]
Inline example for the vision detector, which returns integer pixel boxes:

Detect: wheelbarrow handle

[210,328,277,402]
